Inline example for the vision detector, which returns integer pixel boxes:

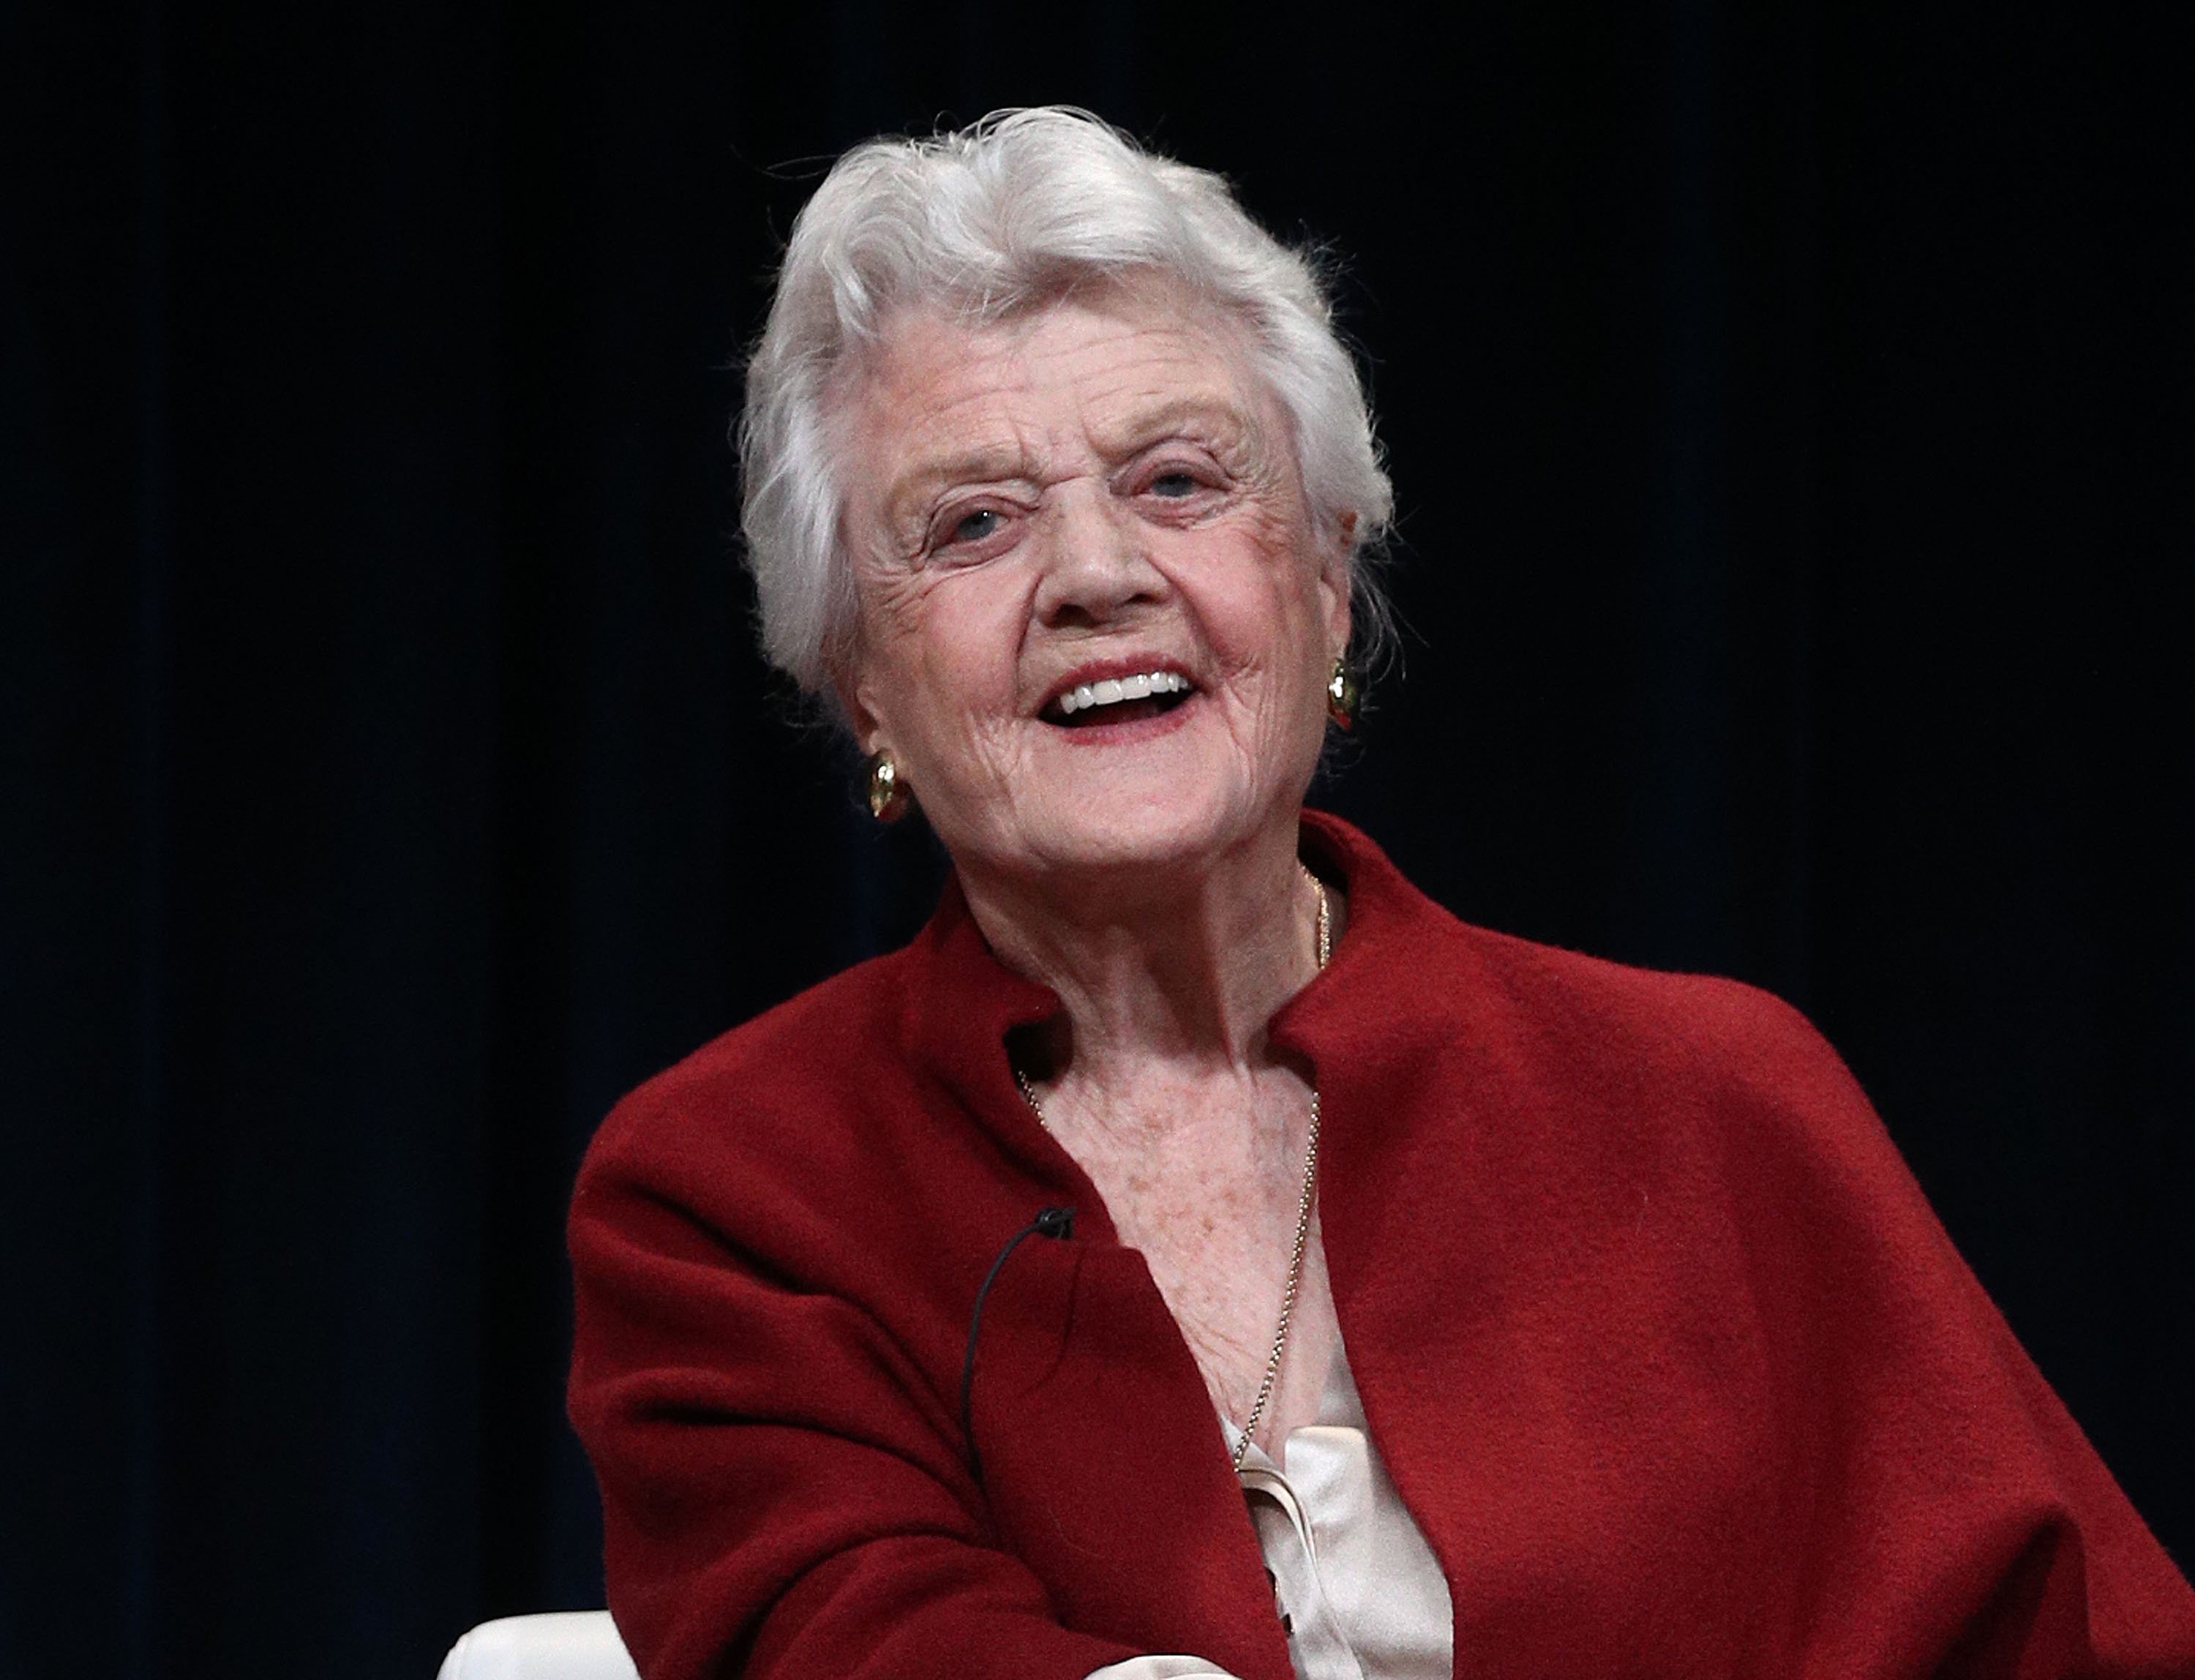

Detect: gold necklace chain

[1011,864,1331,1472]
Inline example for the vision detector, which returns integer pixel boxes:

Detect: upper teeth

[1057,670,1190,716]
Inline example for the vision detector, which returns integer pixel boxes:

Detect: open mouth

[1040,669,1196,729]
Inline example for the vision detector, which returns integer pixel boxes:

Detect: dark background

[4,0,2189,1675]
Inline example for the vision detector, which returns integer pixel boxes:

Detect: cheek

[860,571,1026,736]
[860,563,935,656]
[1190,539,1333,678]
[849,572,947,743]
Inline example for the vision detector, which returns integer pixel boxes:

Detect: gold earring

[1326,657,1361,731]
[866,751,909,822]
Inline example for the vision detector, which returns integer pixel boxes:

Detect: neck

[957,822,1323,1083]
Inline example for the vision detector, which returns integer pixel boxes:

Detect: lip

[1035,655,1198,719]
[1044,686,1203,747]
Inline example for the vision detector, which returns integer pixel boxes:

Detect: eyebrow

[884,443,1038,528]
[878,388,1262,541]
[1088,391,1256,458]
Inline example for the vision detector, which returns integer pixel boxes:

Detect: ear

[1318,511,1357,655]
[828,620,893,754]
[833,661,890,758]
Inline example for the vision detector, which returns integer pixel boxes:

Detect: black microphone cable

[959,1206,1075,1484]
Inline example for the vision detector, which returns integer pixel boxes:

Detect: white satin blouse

[1084,1332,1454,1680]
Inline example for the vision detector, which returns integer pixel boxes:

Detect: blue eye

[1149,472,1198,498]
[950,509,1004,544]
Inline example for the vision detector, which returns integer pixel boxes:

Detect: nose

[1030,482,1170,630]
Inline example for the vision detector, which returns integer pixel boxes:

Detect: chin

[1017,786,1283,881]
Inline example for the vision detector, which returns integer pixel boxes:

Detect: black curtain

[4,2,2188,1676]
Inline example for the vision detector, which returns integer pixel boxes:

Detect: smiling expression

[833,280,1351,890]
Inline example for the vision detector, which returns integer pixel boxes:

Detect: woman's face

[833,282,1350,891]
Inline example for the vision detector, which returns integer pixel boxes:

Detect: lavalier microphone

[960,1207,1076,1483]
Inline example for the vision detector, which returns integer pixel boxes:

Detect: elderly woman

[566,110,2194,1680]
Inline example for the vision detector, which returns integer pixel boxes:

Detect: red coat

[568,812,2195,1679]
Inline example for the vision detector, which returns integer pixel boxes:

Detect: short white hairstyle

[738,107,1395,696]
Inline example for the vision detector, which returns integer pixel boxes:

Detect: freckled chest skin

[833,290,1350,1441]
[1046,1061,1344,1443]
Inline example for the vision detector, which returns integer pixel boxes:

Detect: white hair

[738,107,1395,695]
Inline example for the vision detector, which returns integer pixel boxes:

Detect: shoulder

[1419,918,1933,1250]
[574,943,923,1220]
[1313,809,1860,1122]
[1340,860,1970,1324]
[1457,919,1860,1111]
[1314,814,1898,1215]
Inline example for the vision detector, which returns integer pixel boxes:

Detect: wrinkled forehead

[849,266,1263,391]
[823,273,1282,473]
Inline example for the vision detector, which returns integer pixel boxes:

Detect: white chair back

[436,1611,640,1680]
